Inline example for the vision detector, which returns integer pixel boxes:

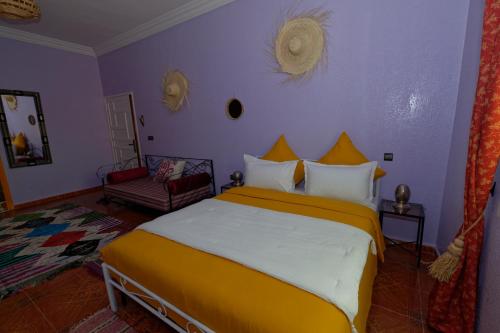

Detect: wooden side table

[379,199,425,267]
[220,182,244,193]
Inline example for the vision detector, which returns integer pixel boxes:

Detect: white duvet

[139,199,376,332]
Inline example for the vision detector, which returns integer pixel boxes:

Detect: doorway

[105,93,142,168]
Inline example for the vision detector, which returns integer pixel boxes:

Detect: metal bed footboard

[102,263,214,333]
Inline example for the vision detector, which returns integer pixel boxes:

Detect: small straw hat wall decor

[273,8,330,81]
[0,0,41,20]
[162,70,189,112]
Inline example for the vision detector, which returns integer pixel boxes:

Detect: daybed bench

[97,155,215,212]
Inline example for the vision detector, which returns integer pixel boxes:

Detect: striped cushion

[104,176,211,211]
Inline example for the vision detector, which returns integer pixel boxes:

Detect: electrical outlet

[384,153,393,161]
[147,136,154,141]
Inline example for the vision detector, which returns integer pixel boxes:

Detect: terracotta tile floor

[0,191,439,333]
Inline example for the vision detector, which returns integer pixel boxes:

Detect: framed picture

[0,90,52,168]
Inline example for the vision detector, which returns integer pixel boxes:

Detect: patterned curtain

[428,0,500,331]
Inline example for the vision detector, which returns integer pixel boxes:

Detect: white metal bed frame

[102,263,214,333]
[102,179,383,333]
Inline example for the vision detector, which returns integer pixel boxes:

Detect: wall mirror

[226,98,244,120]
[0,90,52,168]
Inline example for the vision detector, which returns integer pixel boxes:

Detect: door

[105,93,141,168]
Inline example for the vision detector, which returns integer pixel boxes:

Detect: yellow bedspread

[101,187,384,333]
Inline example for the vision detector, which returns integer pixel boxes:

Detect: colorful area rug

[0,203,124,299]
[70,307,137,333]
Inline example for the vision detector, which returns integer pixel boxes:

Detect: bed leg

[120,291,128,306]
[102,264,118,312]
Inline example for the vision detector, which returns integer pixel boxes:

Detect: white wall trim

[0,0,233,57]
[94,0,234,56]
[0,26,95,57]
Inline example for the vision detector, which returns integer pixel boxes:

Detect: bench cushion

[104,176,211,211]
[107,167,148,184]
[168,172,211,195]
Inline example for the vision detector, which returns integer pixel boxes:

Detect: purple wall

[477,168,500,333]
[0,38,112,205]
[98,0,471,245]
[477,166,500,333]
[437,0,485,251]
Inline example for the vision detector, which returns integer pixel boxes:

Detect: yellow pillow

[262,135,304,184]
[318,132,386,180]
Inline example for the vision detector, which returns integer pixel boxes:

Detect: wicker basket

[0,0,40,20]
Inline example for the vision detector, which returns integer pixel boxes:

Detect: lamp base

[392,202,410,214]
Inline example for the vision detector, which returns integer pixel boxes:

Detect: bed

[100,184,385,333]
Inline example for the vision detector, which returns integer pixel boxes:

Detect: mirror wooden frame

[0,89,52,168]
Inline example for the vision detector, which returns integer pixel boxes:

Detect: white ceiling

[0,0,234,56]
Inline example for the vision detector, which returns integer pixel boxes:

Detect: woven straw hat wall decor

[273,8,330,81]
[0,0,40,20]
[162,70,189,112]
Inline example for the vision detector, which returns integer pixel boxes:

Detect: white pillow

[304,160,377,203]
[153,159,186,182]
[169,160,186,180]
[244,154,298,193]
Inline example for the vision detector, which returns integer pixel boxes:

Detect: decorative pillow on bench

[168,172,211,195]
[153,160,186,182]
[107,167,149,184]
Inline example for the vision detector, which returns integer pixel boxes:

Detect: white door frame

[105,92,143,166]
